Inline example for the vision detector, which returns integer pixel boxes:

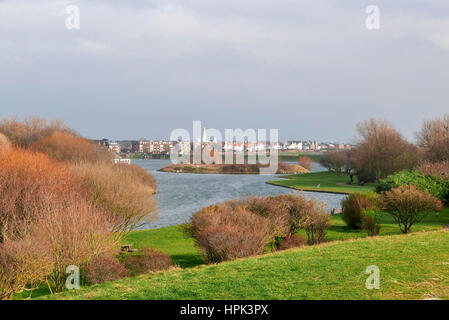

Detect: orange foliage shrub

[0,116,71,148]
[28,197,119,291]
[70,162,158,232]
[298,156,313,171]
[113,163,158,191]
[0,133,11,149]
[0,148,79,240]
[31,131,113,164]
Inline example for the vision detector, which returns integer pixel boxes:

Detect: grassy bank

[268,171,375,194]
[279,152,324,162]
[21,208,449,300]
[44,229,449,300]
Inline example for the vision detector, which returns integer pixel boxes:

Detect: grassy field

[43,228,449,300]
[279,152,324,162]
[268,171,375,194]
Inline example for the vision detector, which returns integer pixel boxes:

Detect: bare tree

[416,114,449,162]
[350,118,420,182]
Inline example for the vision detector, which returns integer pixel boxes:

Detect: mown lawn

[267,171,375,194]
[124,225,203,268]
[43,229,449,300]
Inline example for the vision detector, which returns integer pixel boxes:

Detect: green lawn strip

[267,171,375,194]
[43,229,449,300]
[123,225,204,268]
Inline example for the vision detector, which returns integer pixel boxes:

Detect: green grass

[268,171,375,194]
[24,208,449,300]
[43,228,449,300]
[124,225,203,268]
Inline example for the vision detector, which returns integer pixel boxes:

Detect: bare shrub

[125,247,174,275]
[320,150,351,173]
[85,254,129,284]
[28,197,119,291]
[70,162,158,233]
[418,161,449,179]
[31,131,113,164]
[297,200,330,245]
[0,133,11,149]
[187,206,272,263]
[298,156,313,171]
[278,235,307,251]
[0,148,80,241]
[351,118,420,181]
[0,236,53,300]
[113,163,158,191]
[0,116,72,148]
[380,185,438,233]
[417,114,449,162]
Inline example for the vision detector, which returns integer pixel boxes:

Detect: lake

[134,160,346,229]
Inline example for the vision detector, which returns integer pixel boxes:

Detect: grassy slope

[267,171,375,194]
[45,229,449,300]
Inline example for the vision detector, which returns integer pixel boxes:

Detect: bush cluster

[0,117,159,299]
[376,170,449,205]
[187,194,331,263]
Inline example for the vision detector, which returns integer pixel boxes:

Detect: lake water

[134,160,346,229]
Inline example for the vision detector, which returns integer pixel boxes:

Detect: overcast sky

[0,0,448,142]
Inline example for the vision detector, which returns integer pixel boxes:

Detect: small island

[158,162,309,174]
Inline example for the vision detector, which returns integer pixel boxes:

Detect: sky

[0,0,448,143]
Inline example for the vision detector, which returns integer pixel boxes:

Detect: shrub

[113,163,158,191]
[0,116,71,148]
[70,162,158,233]
[0,133,11,149]
[376,170,449,205]
[0,236,53,300]
[85,254,129,285]
[31,131,113,164]
[341,193,376,229]
[297,200,330,245]
[125,247,174,276]
[278,235,307,251]
[0,148,80,241]
[361,209,382,236]
[380,185,438,234]
[187,206,272,263]
[418,161,449,180]
[239,196,290,249]
[298,156,313,171]
[29,196,119,291]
